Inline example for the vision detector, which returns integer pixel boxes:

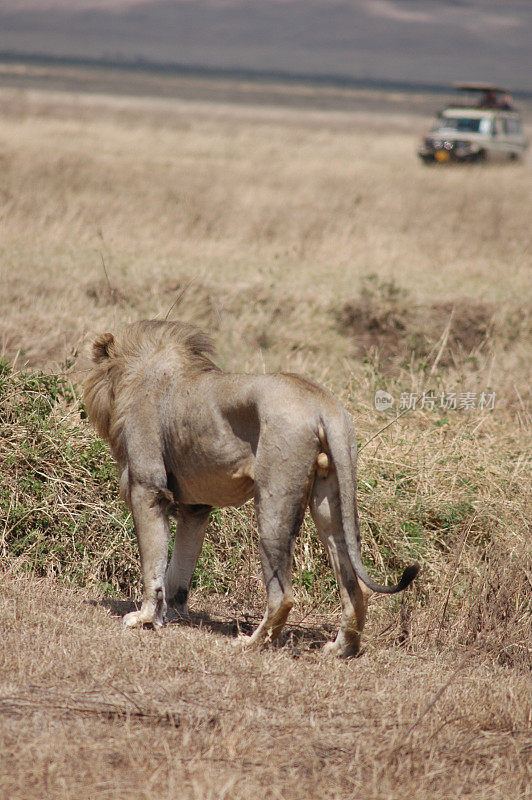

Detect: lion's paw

[232,634,261,652]
[322,641,342,658]
[123,610,148,628]
[322,640,359,659]
[122,609,164,629]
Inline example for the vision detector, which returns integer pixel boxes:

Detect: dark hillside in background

[0,0,531,92]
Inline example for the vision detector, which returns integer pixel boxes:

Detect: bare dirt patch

[334,275,525,373]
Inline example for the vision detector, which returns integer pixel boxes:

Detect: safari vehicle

[418,83,528,164]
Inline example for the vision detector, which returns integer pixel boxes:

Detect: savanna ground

[0,63,531,799]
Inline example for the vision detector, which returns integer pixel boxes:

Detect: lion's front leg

[123,483,170,629]
[165,504,211,618]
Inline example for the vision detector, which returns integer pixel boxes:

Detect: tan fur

[84,319,418,657]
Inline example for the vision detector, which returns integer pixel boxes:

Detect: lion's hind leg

[123,483,171,630]
[310,472,369,658]
[238,459,312,652]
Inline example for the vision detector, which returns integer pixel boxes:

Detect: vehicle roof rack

[449,82,514,111]
[453,82,510,93]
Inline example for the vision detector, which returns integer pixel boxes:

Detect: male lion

[84,319,418,657]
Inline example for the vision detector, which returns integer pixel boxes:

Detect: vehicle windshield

[433,116,491,134]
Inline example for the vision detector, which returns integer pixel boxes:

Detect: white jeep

[418,84,528,164]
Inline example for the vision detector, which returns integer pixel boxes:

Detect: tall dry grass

[0,78,530,799]
[0,86,530,371]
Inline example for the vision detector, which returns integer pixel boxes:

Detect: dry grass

[0,74,531,798]
[0,84,530,375]
[1,569,530,800]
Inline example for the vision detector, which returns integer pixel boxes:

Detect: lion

[84,319,418,657]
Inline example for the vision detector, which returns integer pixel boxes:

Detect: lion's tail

[321,411,419,595]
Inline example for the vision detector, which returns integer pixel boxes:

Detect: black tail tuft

[397,563,420,591]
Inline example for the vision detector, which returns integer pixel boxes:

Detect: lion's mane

[84,319,219,464]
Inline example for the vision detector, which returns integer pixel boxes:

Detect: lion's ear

[91,332,115,363]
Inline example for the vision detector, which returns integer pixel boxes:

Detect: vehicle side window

[505,118,522,135]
